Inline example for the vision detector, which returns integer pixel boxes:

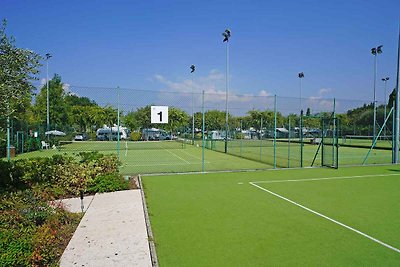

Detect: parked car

[74,133,89,141]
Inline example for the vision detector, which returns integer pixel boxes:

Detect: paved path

[60,190,152,267]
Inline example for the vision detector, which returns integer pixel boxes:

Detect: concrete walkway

[60,190,152,267]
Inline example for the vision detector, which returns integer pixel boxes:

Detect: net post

[274,95,277,169]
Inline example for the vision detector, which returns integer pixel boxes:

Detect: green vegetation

[143,165,400,266]
[0,152,129,266]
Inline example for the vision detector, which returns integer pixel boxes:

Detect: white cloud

[319,88,332,95]
[258,90,270,97]
[152,71,276,115]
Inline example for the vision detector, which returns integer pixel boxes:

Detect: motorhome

[96,125,129,141]
[142,128,171,141]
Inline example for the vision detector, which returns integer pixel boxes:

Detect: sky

[2,0,400,113]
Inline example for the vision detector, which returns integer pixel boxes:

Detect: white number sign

[151,106,168,124]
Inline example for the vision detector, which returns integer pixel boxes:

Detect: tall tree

[0,19,41,128]
[167,107,189,133]
[34,74,69,129]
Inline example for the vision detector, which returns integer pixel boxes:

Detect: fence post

[274,95,277,169]
[259,117,263,162]
[117,86,120,159]
[288,117,291,168]
[240,120,243,157]
[202,90,205,173]
[300,109,303,168]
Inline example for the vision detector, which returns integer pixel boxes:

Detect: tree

[167,107,189,134]
[0,19,40,126]
[34,74,69,129]
[0,19,41,158]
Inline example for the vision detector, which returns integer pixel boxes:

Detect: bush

[1,152,121,197]
[0,189,81,266]
[130,131,141,141]
[87,174,129,193]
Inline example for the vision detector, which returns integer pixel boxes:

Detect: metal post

[384,79,387,137]
[45,53,52,132]
[190,65,195,144]
[225,39,229,153]
[300,110,303,168]
[202,90,205,172]
[333,98,336,166]
[192,74,195,144]
[288,117,291,168]
[300,77,302,111]
[117,86,120,159]
[298,72,304,111]
[382,77,389,138]
[373,54,377,143]
[371,46,382,143]
[394,26,400,163]
[259,117,263,162]
[240,120,243,157]
[274,95,277,169]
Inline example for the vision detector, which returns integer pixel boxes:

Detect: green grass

[15,141,272,174]
[143,165,400,266]
[15,139,393,175]
[208,139,392,167]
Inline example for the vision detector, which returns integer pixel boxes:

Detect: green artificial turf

[143,165,400,266]
[15,140,393,175]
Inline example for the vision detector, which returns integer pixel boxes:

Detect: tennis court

[15,138,394,174]
[15,140,272,174]
[143,165,400,266]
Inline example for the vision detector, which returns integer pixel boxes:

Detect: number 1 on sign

[151,106,168,124]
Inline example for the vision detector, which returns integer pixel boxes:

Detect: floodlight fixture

[377,45,383,54]
[298,72,304,78]
[222,29,231,42]
[45,53,52,59]
[190,64,195,73]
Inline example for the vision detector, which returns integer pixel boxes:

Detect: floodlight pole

[223,29,231,153]
[298,72,304,112]
[371,46,383,142]
[394,27,400,163]
[190,65,196,144]
[382,77,389,137]
[45,53,52,132]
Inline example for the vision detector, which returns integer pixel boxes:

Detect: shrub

[87,174,129,193]
[130,131,141,141]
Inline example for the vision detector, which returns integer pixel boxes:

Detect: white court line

[249,182,400,254]
[251,173,400,184]
[125,162,207,167]
[180,149,202,160]
[162,148,191,164]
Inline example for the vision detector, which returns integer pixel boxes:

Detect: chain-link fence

[5,85,394,173]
